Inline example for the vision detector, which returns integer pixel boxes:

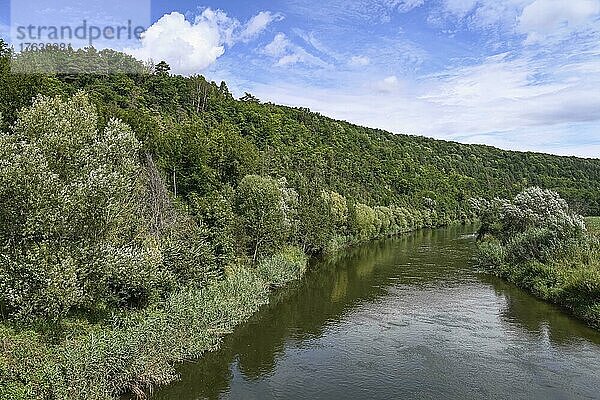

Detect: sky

[1,0,600,158]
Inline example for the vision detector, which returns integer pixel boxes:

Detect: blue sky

[1,0,600,157]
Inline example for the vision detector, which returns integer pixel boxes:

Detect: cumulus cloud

[127,8,281,75]
[263,33,330,67]
[518,0,600,43]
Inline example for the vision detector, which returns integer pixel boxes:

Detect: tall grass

[586,217,600,236]
[256,246,308,288]
[1,266,274,400]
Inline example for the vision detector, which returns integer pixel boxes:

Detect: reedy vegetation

[475,188,600,328]
[1,43,600,399]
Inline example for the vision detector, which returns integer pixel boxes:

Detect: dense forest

[3,43,600,218]
[1,41,600,399]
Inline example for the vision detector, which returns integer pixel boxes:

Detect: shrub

[256,246,308,288]
[234,175,297,262]
[476,188,587,265]
[476,240,505,268]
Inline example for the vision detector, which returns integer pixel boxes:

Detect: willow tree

[0,93,148,321]
[234,175,297,262]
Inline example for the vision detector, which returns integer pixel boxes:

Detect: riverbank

[475,189,600,330]
[0,93,464,400]
[0,248,306,400]
[2,225,444,400]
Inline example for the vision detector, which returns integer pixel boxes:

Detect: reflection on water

[153,225,600,400]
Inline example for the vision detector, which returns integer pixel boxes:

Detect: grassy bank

[476,189,600,329]
[586,217,600,235]
[0,249,307,400]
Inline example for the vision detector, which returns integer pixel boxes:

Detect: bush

[0,268,271,400]
[476,240,505,268]
[256,246,308,288]
[234,175,297,262]
[503,228,559,264]
[475,188,600,328]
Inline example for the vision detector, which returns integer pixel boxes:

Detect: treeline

[0,92,443,323]
[474,188,600,328]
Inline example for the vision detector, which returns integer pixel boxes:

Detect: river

[153,225,600,400]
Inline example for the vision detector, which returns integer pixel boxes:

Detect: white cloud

[127,8,281,75]
[385,0,426,13]
[127,11,225,75]
[263,33,330,68]
[285,0,425,24]
[374,75,402,92]
[518,0,600,43]
[0,23,8,41]
[420,52,600,134]
[264,33,288,57]
[432,0,600,41]
[442,0,479,18]
[349,55,371,66]
[240,11,284,42]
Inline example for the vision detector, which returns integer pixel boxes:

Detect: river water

[153,225,600,400]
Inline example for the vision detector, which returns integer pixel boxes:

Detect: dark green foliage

[154,61,171,76]
[188,189,237,268]
[1,44,600,219]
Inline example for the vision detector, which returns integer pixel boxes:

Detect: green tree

[234,175,294,262]
[155,61,171,76]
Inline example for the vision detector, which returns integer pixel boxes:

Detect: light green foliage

[188,189,236,268]
[0,93,145,321]
[321,190,348,229]
[586,217,600,236]
[234,175,297,262]
[256,246,308,288]
[0,268,270,400]
[0,94,221,321]
[351,203,377,240]
[476,187,586,265]
[11,47,148,75]
[476,188,600,328]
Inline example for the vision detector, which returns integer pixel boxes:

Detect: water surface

[154,226,600,400]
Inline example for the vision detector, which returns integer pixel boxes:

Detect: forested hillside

[2,43,600,218]
[1,42,600,399]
